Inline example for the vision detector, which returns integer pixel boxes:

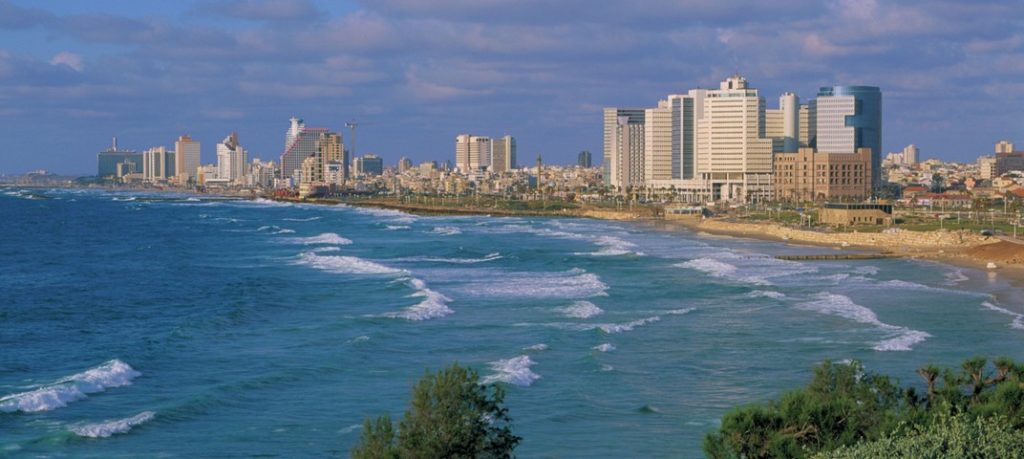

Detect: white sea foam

[249,197,293,207]
[111,197,136,202]
[747,290,787,299]
[578,235,644,257]
[795,293,931,351]
[313,246,341,253]
[459,268,608,299]
[494,224,643,256]
[676,252,817,286]
[481,356,540,387]
[853,266,880,276]
[285,233,353,246]
[395,253,502,264]
[945,269,970,285]
[383,278,454,321]
[349,206,417,223]
[384,225,410,231]
[71,411,155,438]
[430,226,462,236]
[597,316,661,333]
[594,343,616,352]
[346,335,371,344]
[283,216,321,222]
[0,360,141,413]
[666,307,696,315]
[981,301,1024,330]
[556,301,604,319]
[523,344,548,351]
[295,252,404,275]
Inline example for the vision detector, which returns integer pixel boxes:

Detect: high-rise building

[813,85,882,188]
[603,108,645,189]
[996,140,1015,154]
[174,135,200,185]
[644,101,673,181]
[397,157,413,173]
[765,93,801,154]
[696,75,773,201]
[142,146,175,182]
[359,154,384,176]
[774,147,872,201]
[577,150,592,168]
[97,137,142,178]
[216,132,247,185]
[491,135,517,172]
[455,134,491,172]
[799,104,812,148]
[280,117,344,184]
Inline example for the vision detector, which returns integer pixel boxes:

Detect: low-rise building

[818,203,893,226]
[773,147,872,202]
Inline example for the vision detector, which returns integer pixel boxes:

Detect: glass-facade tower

[814,86,882,189]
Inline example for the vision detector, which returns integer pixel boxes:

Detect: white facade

[216,132,248,185]
[814,95,857,154]
[455,134,492,172]
[142,146,173,182]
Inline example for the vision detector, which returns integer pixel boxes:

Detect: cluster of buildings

[97,134,264,188]
[604,74,881,203]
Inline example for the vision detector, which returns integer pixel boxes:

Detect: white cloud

[49,51,84,72]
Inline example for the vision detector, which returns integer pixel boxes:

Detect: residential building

[491,135,516,172]
[142,146,175,182]
[774,147,873,201]
[996,140,1014,154]
[281,117,343,184]
[397,157,413,173]
[884,144,919,167]
[216,132,247,185]
[174,135,200,185]
[603,108,645,189]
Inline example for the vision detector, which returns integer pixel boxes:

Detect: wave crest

[71,411,155,438]
[0,360,141,413]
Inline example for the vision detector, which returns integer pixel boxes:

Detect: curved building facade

[814,85,882,189]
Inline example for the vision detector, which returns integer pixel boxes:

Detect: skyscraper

[280,117,343,183]
[216,132,247,185]
[577,150,592,168]
[97,137,141,178]
[603,108,645,189]
[696,75,773,201]
[174,135,200,185]
[491,135,516,173]
[142,146,175,182]
[454,134,491,172]
[813,85,882,188]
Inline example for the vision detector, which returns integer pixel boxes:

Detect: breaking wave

[594,343,616,352]
[795,293,931,351]
[394,253,502,264]
[294,252,404,275]
[675,252,816,286]
[283,216,321,222]
[481,356,540,387]
[384,225,410,231]
[456,268,608,299]
[747,290,787,299]
[382,278,454,321]
[523,344,548,352]
[429,226,462,236]
[285,233,353,246]
[981,301,1024,330]
[0,360,141,413]
[555,301,604,319]
[71,411,155,438]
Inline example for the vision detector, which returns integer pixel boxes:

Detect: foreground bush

[351,363,520,459]
[815,413,1024,459]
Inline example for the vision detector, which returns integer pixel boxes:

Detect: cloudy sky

[0,0,1021,174]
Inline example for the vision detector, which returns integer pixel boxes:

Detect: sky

[0,0,1022,175]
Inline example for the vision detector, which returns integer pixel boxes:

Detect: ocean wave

[596,316,661,333]
[382,278,454,321]
[675,252,817,286]
[493,224,644,257]
[577,235,644,257]
[394,253,502,265]
[747,290,787,299]
[460,268,609,299]
[71,411,155,438]
[294,252,405,275]
[593,343,616,352]
[795,293,931,351]
[249,198,293,207]
[283,216,321,222]
[429,226,462,236]
[111,197,136,202]
[945,269,969,285]
[348,206,417,223]
[555,301,604,319]
[0,360,141,413]
[285,233,353,246]
[481,356,540,387]
[853,266,880,276]
[384,225,410,231]
[523,344,548,352]
[981,301,1024,330]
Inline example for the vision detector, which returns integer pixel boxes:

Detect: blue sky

[0,0,1021,174]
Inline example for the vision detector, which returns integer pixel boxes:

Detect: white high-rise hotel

[604,74,881,202]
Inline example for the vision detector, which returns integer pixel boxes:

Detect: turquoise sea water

[2,187,1023,457]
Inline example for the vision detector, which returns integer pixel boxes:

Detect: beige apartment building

[774,147,873,202]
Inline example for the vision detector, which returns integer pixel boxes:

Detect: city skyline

[1,0,1022,174]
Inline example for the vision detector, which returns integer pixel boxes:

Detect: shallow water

[2,187,1023,457]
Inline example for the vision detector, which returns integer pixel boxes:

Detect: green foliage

[814,413,1024,459]
[351,363,520,459]
[705,357,1024,459]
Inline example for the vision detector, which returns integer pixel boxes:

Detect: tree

[814,413,1024,459]
[351,363,520,458]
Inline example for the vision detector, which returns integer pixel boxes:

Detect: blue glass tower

[815,85,882,189]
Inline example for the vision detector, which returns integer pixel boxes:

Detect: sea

[2,187,1023,458]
